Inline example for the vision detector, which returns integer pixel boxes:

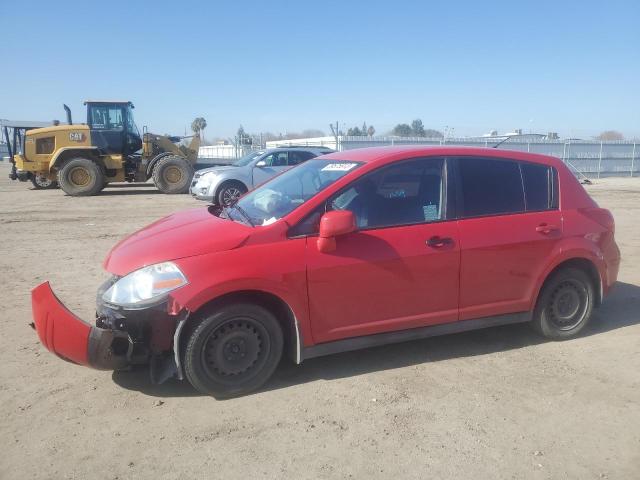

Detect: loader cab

[85,101,142,155]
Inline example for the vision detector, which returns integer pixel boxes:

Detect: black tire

[217,181,247,206]
[532,267,594,340]
[57,157,106,196]
[184,303,283,398]
[30,174,58,189]
[152,155,194,194]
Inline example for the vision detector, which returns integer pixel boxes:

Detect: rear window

[521,162,553,211]
[458,157,525,217]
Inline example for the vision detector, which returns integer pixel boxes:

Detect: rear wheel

[30,174,58,189]
[57,158,105,196]
[152,155,194,194]
[532,267,594,340]
[217,181,247,206]
[184,303,283,398]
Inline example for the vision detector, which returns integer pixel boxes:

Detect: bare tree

[595,130,624,141]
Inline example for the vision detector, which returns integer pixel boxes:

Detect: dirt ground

[0,162,638,480]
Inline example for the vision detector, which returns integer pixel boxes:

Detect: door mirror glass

[317,210,357,252]
[255,160,267,167]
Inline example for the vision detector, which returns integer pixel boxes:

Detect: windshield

[235,159,362,226]
[233,151,263,167]
[126,106,140,137]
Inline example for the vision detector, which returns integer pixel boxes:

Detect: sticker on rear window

[321,163,358,172]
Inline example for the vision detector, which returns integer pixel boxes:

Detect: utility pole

[329,121,340,151]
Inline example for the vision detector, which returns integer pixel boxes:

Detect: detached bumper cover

[32,282,130,370]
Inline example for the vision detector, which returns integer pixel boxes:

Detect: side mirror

[317,210,357,253]
[255,160,267,167]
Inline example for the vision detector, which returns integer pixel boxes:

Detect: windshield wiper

[231,203,254,227]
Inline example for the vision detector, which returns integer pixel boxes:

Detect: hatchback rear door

[453,156,562,320]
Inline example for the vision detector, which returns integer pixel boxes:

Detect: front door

[87,103,125,154]
[305,157,460,343]
[252,151,289,187]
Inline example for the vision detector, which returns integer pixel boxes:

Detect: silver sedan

[190,147,333,205]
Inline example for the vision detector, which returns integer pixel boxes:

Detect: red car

[32,146,620,397]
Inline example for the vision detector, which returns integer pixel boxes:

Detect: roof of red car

[321,145,563,168]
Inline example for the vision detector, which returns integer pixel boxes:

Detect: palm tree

[191,117,207,142]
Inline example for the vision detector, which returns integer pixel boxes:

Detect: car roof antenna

[492,133,546,148]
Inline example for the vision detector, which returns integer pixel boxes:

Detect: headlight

[196,172,217,188]
[102,262,187,308]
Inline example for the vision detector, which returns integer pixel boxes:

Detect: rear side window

[288,151,316,165]
[458,157,525,217]
[521,162,553,211]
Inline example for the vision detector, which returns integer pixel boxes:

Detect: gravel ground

[1,162,638,479]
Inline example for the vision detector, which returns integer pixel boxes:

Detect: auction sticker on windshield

[321,163,358,172]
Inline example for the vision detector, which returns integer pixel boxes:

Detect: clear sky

[2,0,639,140]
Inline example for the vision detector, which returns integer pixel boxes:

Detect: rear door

[454,156,561,320]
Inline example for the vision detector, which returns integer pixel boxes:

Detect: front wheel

[532,267,594,340]
[152,155,194,194]
[217,181,247,206]
[184,303,283,398]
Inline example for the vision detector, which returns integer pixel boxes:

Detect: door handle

[535,223,559,234]
[426,236,453,248]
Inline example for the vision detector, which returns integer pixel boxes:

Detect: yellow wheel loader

[4,101,200,196]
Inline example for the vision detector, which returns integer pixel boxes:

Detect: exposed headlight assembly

[102,262,188,309]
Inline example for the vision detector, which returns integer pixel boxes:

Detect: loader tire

[30,174,58,189]
[152,155,194,194]
[57,158,106,196]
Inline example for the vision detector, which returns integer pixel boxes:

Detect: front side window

[261,152,288,167]
[458,157,525,217]
[331,157,445,229]
[235,159,362,226]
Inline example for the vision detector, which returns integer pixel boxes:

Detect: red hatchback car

[32,146,620,397]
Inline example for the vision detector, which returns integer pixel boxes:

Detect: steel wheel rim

[164,166,183,184]
[34,175,53,188]
[222,187,242,206]
[69,167,91,187]
[201,317,270,385]
[547,280,589,330]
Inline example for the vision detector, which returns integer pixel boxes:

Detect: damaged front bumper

[32,282,132,369]
[31,282,186,381]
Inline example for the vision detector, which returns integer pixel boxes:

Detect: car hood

[196,165,239,176]
[103,207,251,276]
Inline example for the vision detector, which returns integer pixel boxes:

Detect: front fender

[170,242,311,346]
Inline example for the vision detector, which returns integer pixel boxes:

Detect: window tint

[458,157,524,217]
[521,162,551,211]
[331,158,445,229]
[288,151,315,166]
